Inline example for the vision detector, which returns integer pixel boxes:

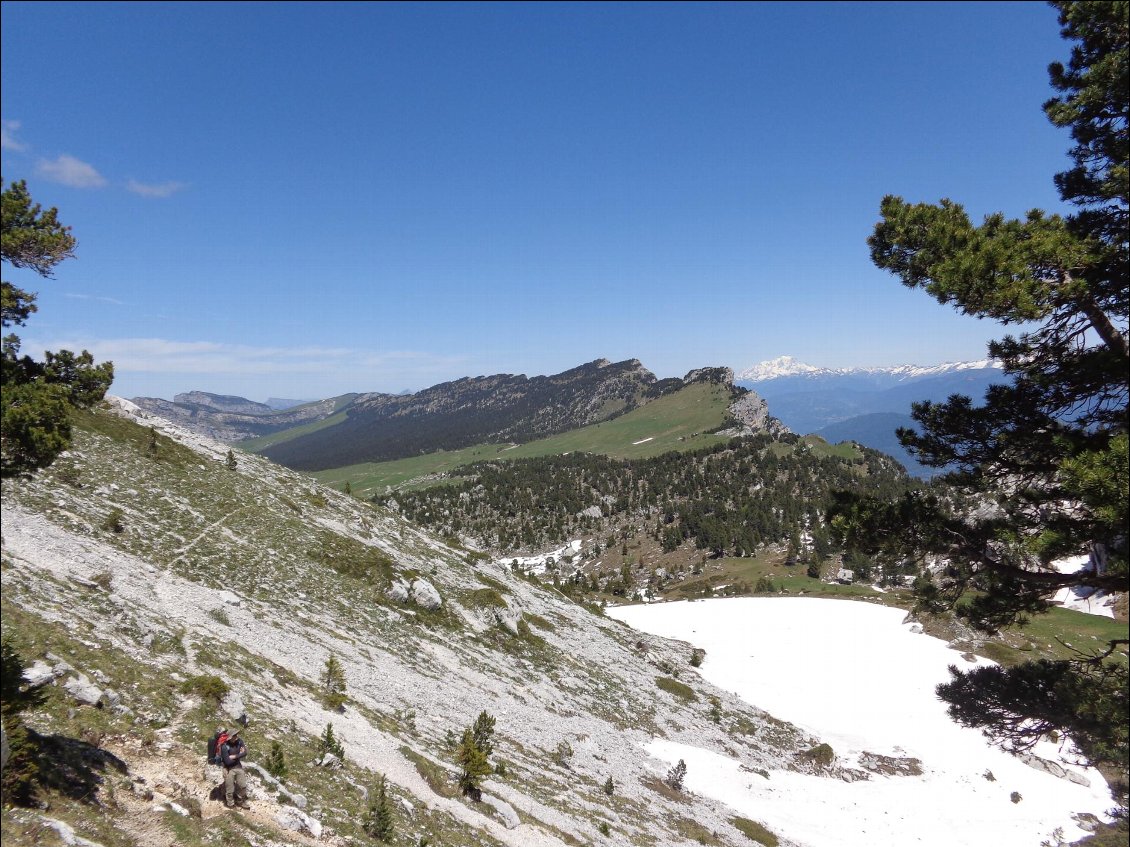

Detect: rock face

[726,389,790,437]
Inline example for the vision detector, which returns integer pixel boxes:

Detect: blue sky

[2,1,1071,401]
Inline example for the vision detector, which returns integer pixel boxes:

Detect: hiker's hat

[228,728,241,740]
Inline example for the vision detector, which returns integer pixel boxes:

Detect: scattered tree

[225,449,237,470]
[2,179,113,477]
[322,653,347,711]
[455,728,490,798]
[318,722,345,761]
[362,773,395,842]
[830,0,1128,805]
[602,775,615,796]
[665,759,687,791]
[471,710,496,759]
[264,740,288,783]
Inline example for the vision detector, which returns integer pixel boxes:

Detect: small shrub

[90,570,113,590]
[983,769,996,782]
[1011,791,1023,804]
[101,508,125,534]
[801,743,835,768]
[207,607,231,626]
[690,647,706,667]
[603,776,614,796]
[554,740,574,768]
[180,674,229,704]
[598,821,611,837]
[708,696,722,724]
[753,576,776,594]
[225,449,238,470]
[656,676,697,702]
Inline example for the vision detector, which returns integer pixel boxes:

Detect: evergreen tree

[455,728,490,797]
[833,0,1128,806]
[318,722,345,760]
[2,180,113,477]
[471,710,496,759]
[264,740,288,782]
[322,653,347,711]
[225,449,238,470]
[362,773,395,842]
[665,759,687,791]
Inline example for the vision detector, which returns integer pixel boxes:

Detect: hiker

[220,727,250,808]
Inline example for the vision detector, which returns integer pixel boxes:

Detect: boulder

[481,793,520,829]
[410,578,442,611]
[63,674,105,707]
[22,661,58,688]
[276,806,322,838]
[220,690,247,724]
[386,579,410,605]
[217,590,242,607]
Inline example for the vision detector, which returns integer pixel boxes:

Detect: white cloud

[36,154,107,189]
[126,179,187,198]
[64,293,126,306]
[1,120,27,151]
[19,336,468,396]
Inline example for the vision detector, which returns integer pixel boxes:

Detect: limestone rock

[410,578,442,610]
[481,793,520,829]
[63,674,105,707]
[276,805,323,838]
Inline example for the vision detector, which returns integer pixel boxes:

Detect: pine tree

[322,653,347,711]
[362,773,395,842]
[471,710,495,758]
[665,759,687,791]
[225,449,237,470]
[318,722,345,761]
[455,728,490,797]
[833,0,1128,806]
[264,740,288,782]
[2,180,113,477]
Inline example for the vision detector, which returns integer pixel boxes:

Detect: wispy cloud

[126,179,187,198]
[64,293,126,306]
[36,154,107,189]
[20,337,468,394]
[1,120,27,151]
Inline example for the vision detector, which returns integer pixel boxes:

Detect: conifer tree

[322,653,347,711]
[2,180,113,477]
[471,710,495,758]
[455,728,490,797]
[832,0,1128,806]
[318,722,345,761]
[362,773,395,842]
[264,740,288,782]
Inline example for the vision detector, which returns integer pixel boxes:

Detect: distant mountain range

[132,360,741,472]
[736,356,1009,477]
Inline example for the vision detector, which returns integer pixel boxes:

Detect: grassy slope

[235,395,359,451]
[311,381,738,497]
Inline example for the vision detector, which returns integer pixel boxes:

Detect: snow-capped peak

[735,356,1002,382]
[734,356,824,381]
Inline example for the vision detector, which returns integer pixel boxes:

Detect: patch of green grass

[400,746,458,798]
[464,588,508,609]
[655,677,696,702]
[732,816,779,846]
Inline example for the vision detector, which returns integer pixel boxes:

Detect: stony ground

[1,398,818,847]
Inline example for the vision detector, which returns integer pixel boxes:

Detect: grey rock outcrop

[63,674,106,707]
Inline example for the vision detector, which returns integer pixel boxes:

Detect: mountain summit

[736,356,1002,383]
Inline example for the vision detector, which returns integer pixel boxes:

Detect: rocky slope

[1,397,822,847]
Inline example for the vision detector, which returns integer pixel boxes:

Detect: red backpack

[207,730,229,765]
